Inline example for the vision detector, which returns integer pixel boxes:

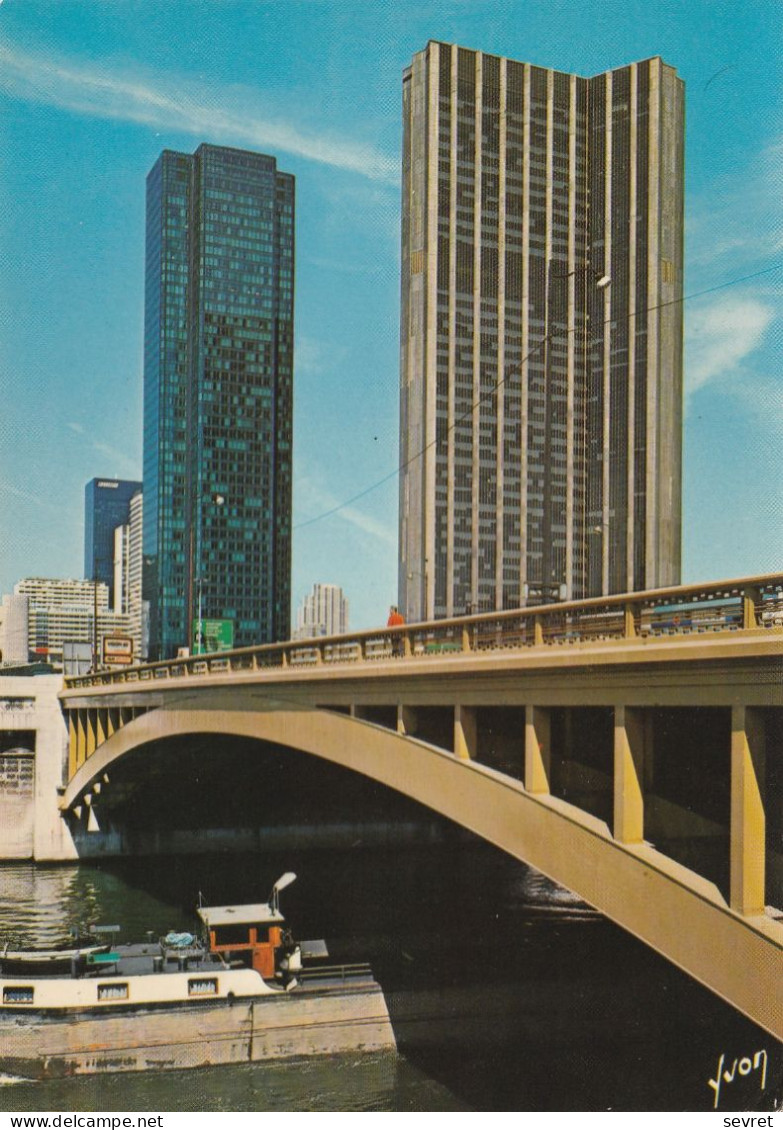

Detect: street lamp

[406,558,429,621]
[194,492,226,656]
[539,262,612,603]
[589,519,612,596]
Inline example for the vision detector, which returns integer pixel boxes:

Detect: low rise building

[14,578,132,671]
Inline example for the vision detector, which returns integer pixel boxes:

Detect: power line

[294,261,782,531]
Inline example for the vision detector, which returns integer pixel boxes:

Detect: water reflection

[0,850,779,1113]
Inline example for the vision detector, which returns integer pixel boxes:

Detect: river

[0,842,779,1112]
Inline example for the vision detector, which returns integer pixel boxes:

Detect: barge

[0,873,395,1078]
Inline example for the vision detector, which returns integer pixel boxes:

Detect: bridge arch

[61,693,782,1039]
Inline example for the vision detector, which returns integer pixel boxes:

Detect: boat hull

[0,980,395,1078]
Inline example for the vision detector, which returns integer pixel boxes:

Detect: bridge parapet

[65,573,783,689]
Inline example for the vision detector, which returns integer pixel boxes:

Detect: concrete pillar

[397,705,417,736]
[624,604,637,639]
[742,586,761,630]
[525,706,551,794]
[76,710,87,769]
[613,705,646,843]
[454,704,476,760]
[730,705,766,915]
[68,713,78,780]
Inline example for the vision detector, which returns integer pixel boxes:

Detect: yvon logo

[708,1049,768,1109]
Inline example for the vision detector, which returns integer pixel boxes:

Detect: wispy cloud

[0,476,65,513]
[295,475,396,547]
[295,336,347,377]
[685,294,775,394]
[687,134,783,274]
[0,42,398,183]
[64,420,140,478]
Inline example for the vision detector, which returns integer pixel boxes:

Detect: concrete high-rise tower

[143,144,294,658]
[399,43,684,619]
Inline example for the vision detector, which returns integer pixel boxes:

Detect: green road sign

[193,618,234,654]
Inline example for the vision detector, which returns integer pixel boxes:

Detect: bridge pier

[397,705,417,736]
[525,706,551,794]
[730,706,766,915]
[613,706,646,844]
[453,705,476,760]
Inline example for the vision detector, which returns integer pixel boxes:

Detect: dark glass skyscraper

[400,44,684,620]
[84,478,142,603]
[143,144,294,659]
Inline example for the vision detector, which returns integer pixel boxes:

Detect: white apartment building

[13,578,132,670]
[113,490,144,660]
[294,583,349,639]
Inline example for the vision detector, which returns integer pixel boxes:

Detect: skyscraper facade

[399,43,684,620]
[143,144,294,659]
[84,479,142,603]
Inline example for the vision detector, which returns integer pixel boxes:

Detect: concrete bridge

[60,574,783,1039]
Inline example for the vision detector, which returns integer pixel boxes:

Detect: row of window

[3,977,220,1005]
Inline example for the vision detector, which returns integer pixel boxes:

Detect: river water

[0,843,780,1113]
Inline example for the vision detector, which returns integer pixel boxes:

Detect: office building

[399,43,684,619]
[143,144,294,659]
[0,594,29,666]
[13,578,132,671]
[84,479,142,603]
[113,490,144,660]
[294,583,349,639]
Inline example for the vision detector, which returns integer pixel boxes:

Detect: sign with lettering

[193,618,234,654]
[102,636,134,665]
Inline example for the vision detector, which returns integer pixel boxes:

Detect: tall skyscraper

[399,43,684,620]
[84,479,142,603]
[143,144,294,659]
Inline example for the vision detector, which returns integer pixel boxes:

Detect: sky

[0,0,780,631]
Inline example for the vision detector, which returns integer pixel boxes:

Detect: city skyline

[1,1,780,630]
[399,44,684,620]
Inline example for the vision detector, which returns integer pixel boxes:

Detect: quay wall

[0,675,76,862]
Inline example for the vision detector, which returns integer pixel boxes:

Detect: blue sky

[0,0,780,630]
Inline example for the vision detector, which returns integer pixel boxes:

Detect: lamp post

[194,492,226,656]
[538,261,611,605]
[589,519,612,596]
[406,558,429,621]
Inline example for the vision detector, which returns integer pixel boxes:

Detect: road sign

[102,636,134,665]
[193,618,234,654]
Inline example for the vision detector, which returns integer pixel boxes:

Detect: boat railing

[299,961,374,984]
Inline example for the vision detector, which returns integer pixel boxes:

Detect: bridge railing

[64,572,783,689]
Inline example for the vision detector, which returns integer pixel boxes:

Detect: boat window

[98,983,129,1001]
[188,977,218,996]
[3,986,34,1004]
[213,925,254,946]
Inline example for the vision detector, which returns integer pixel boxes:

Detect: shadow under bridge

[60,689,783,1041]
